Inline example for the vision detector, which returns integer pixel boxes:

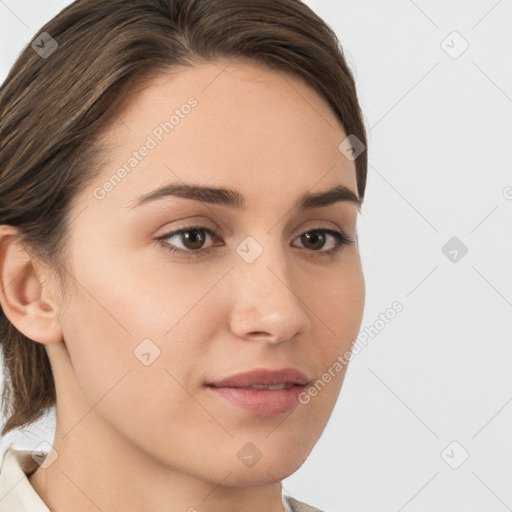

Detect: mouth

[205,367,310,417]
[236,383,295,390]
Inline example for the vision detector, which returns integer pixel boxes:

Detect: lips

[207,367,310,388]
[206,367,311,417]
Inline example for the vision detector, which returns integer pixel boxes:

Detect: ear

[0,225,63,345]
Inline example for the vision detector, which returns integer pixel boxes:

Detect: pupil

[184,229,205,250]
[302,231,325,250]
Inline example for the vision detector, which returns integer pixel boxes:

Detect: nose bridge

[228,234,311,341]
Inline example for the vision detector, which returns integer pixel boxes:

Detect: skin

[0,58,365,512]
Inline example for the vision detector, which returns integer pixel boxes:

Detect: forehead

[87,58,357,210]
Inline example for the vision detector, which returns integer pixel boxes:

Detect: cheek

[286,265,364,420]
[58,287,212,449]
[57,288,227,472]
[311,261,365,351]
[58,256,222,397]
[59,292,133,405]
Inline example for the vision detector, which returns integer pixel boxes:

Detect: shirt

[0,447,324,512]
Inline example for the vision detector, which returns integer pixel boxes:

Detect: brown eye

[299,231,328,251]
[176,228,208,250]
[292,228,354,255]
[157,225,220,257]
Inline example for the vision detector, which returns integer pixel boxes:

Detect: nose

[228,243,311,344]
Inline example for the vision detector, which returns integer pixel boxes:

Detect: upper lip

[208,367,310,388]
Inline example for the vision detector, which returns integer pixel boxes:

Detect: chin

[217,462,303,488]
[206,446,311,488]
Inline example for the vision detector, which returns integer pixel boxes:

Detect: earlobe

[0,225,63,345]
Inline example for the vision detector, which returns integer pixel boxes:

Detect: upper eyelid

[158,225,218,240]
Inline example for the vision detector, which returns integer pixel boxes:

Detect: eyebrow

[130,182,362,211]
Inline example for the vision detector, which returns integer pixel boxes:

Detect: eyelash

[155,224,355,260]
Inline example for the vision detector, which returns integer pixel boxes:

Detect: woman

[0,0,368,510]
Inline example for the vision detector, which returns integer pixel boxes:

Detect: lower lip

[206,385,306,417]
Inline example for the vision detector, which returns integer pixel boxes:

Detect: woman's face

[51,58,365,485]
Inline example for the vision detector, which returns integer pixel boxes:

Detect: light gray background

[1,1,511,511]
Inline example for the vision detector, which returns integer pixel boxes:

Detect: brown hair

[0,0,368,437]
